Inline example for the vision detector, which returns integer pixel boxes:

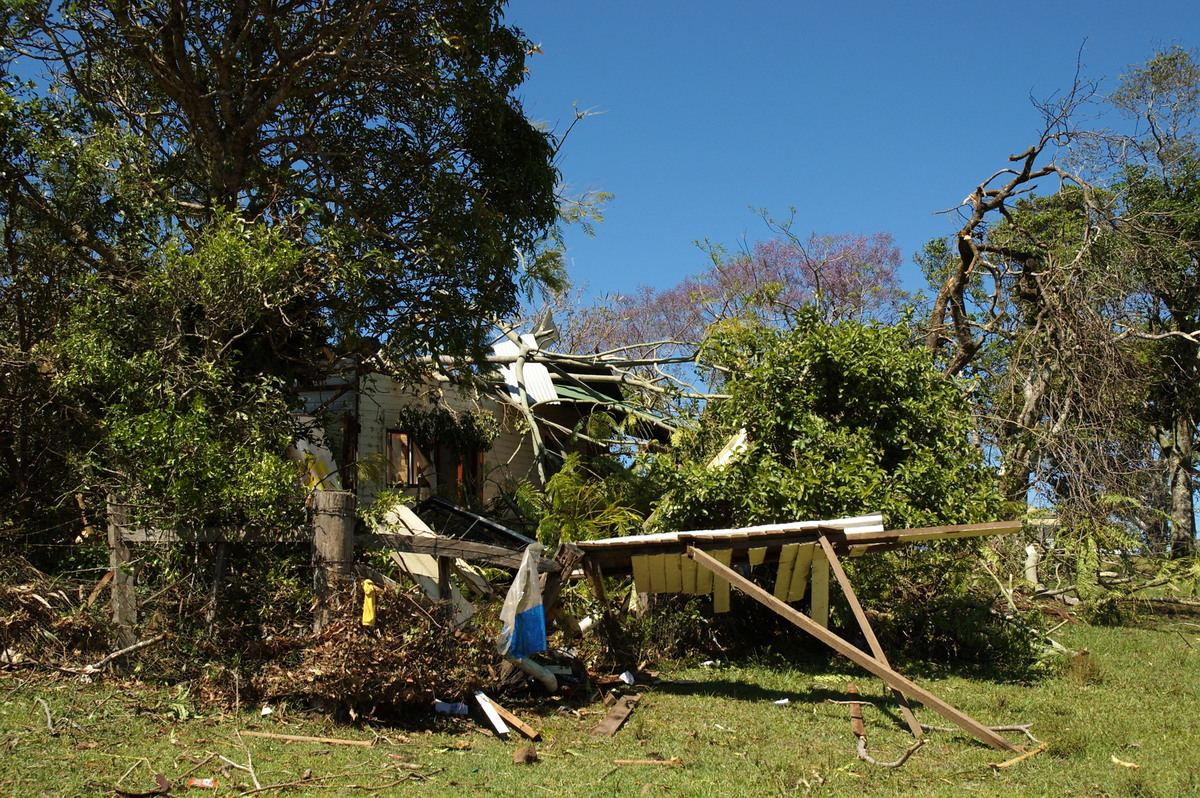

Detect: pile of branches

[0,559,110,668]
[249,581,496,718]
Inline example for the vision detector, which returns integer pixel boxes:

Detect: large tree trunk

[1168,413,1197,558]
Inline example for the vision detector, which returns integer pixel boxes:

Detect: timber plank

[590,694,641,737]
[664,554,684,593]
[809,546,830,627]
[786,543,815,602]
[775,544,799,599]
[631,556,651,595]
[647,554,669,593]
[371,532,558,573]
[680,554,699,594]
[695,550,714,594]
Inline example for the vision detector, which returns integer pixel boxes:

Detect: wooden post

[816,532,923,739]
[687,546,1017,752]
[311,490,356,633]
[106,497,136,649]
[205,542,229,629]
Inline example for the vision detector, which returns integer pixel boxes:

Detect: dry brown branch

[238,730,374,747]
[33,697,55,734]
[856,736,926,768]
[990,742,1048,769]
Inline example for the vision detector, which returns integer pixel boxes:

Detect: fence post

[311,490,356,633]
[106,497,137,649]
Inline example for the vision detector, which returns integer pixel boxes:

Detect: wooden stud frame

[687,546,1018,752]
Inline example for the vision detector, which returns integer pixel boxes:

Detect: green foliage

[0,0,564,542]
[390,405,499,459]
[649,310,1001,531]
[44,214,309,527]
[513,453,646,546]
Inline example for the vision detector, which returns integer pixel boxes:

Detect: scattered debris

[78,633,167,675]
[1112,754,1141,769]
[186,778,218,789]
[361,579,378,627]
[474,691,511,738]
[476,691,541,740]
[112,774,171,797]
[590,693,640,737]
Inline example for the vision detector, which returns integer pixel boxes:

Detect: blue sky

[505,1,1200,301]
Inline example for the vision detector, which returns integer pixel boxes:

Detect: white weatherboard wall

[301,374,547,507]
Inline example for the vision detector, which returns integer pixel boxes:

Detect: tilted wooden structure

[575,516,1024,752]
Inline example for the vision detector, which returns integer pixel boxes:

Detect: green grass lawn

[2,621,1198,797]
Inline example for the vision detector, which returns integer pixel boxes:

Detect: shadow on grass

[644,677,912,729]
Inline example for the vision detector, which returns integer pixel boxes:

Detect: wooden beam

[631,555,651,594]
[686,546,1017,752]
[590,694,640,737]
[664,554,684,594]
[369,532,559,573]
[711,549,733,613]
[786,543,815,602]
[774,544,798,599]
[578,520,1021,575]
[583,558,609,604]
[477,693,541,740]
[681,553,699,594]
[816,532,923,739]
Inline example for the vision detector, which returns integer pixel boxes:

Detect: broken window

[387,429,483,501]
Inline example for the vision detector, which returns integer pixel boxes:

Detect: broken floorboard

[686,546,1018,752]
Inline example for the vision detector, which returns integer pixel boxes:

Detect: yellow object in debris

[361,579,377,627]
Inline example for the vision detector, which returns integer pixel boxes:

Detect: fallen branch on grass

[81,634,167,674]
[239,730,375,747]
[921,722,1041,745]
[846,682,926,768]
[33,697,55,735]
[990,742,1048,769]
[220,754,261,791]
[856,735,926,768]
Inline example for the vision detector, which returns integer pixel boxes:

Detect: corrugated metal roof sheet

[493,334,558,404]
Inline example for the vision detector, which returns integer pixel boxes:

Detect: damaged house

[296,329,670,509]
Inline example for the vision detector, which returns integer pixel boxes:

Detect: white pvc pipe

[505,655,558,692]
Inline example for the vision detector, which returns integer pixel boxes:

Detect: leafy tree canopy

[648,311,1002,532]
[0,0,563,533]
